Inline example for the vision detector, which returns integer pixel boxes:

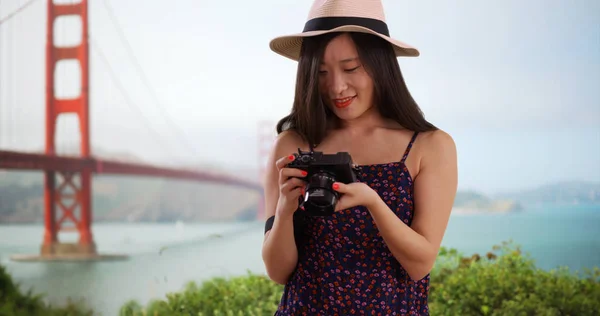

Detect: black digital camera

[288,148,359,217]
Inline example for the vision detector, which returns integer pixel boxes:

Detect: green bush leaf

[2,241,599,315]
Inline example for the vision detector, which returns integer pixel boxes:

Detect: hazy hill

[453,190,523,213]
[496,181,600,206]
[0,170,261,224]
[0,145,263,223]
[1,162,597,223]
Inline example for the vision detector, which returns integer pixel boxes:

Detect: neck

[335,106,387,134]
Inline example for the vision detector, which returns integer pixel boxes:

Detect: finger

[280,178,307,193]
[286,176,307,188]
[279,168,306,187]
[280,179,306,194]
[279,168,307,185]
[291,186,306,210]
[275,154,296,170]
[282,185,305,203]
[331,182,348,193]
[291,186,304,199]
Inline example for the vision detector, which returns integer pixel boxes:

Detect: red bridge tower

[42,0,96,258]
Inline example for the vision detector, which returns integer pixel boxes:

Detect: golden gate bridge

[0,0,273,261]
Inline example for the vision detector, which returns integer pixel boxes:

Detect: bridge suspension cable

[89,37,177,155]
[0,0,39,26]
[1,0,200,160]
[0,0,37,150]
[99,0,201,158]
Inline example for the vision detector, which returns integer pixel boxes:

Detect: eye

[345,66,360,73]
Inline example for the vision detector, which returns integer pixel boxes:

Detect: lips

[333,96,356,109]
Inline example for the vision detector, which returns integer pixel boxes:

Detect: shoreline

[451,207,518,215]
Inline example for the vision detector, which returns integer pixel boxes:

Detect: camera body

[288,148,359,217]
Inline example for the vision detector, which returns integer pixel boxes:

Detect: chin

[334,111,358,121]
[332,109,366,121]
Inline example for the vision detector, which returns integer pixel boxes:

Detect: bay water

[0,205,598,315]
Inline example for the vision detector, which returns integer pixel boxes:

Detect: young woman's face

[318,33,375,121]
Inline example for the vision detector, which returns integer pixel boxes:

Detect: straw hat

[269,0,420,61]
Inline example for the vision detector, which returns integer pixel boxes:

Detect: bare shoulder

[418,129,457,163]
[411,129,457,180]
[264,129,309,179]
[270,129,309,158]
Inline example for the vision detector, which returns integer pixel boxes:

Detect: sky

[0,0,599,195]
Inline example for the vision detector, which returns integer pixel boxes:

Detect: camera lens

[304,171,338,216]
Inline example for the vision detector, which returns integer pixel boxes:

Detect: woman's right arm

[261,130,307,285]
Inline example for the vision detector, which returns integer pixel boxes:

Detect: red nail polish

[301,171,307,176]
[332,183,339,190]
[288,155,295,160]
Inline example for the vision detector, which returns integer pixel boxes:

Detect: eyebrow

[320,57,358,65]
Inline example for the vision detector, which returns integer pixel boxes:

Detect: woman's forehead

[322,34,359,63]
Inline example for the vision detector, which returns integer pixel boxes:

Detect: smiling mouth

[333,96,356,109]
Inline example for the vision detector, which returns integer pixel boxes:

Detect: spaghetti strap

[400,131,419,164]
[276,129,429,315]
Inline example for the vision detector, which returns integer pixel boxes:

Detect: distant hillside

[1,171,521,222]
[496,181,600,206]
[0,171,261,224]
[0,146,262,224]
[2,166,598,223]
[453,190,522,214]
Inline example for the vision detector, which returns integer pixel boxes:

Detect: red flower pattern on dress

[276,132,429,315]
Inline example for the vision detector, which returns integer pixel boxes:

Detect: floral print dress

[275,131,429,315]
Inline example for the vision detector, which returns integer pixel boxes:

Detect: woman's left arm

[369,130,458,281]
[334,130,458,281]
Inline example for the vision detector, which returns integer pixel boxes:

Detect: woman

[261,0,458,314]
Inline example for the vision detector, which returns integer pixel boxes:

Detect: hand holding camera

[287,148,361,216]
[275,154,308,218]
[330,181,381,212]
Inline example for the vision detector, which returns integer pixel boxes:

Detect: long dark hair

[276,32,437,147]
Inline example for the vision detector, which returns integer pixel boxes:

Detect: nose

[329,71,347,96]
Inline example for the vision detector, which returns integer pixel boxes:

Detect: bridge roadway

[0,150,262,192]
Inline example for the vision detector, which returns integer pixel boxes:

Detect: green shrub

[3,241,599,316]
[121,241,600,316]
[0,264,93,316]
[119,272,283,316]
[429,241,600,315]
